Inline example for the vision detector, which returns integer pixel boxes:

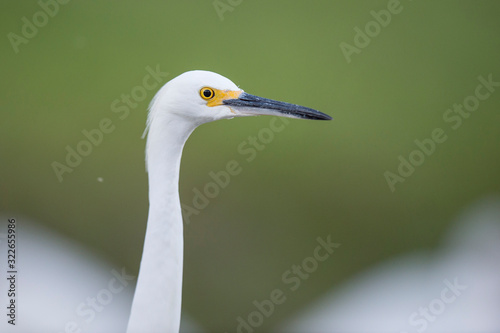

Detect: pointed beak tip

[224,92,333,121]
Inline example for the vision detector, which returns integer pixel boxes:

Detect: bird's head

[148,70,332,126]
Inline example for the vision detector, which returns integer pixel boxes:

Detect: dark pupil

[203,89,212,98]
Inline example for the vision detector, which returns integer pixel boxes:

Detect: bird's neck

[127,114,197,333]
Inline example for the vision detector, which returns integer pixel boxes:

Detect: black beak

[223,92,332,120]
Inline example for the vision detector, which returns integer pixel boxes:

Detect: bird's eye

[200,87,215,100]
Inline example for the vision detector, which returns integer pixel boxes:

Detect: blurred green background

[1,0,500,331]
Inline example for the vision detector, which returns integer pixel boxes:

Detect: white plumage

[127,70,331,332]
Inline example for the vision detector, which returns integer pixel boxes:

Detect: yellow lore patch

[200,87,242,107]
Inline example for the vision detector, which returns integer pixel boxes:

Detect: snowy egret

[126,70,331,333]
